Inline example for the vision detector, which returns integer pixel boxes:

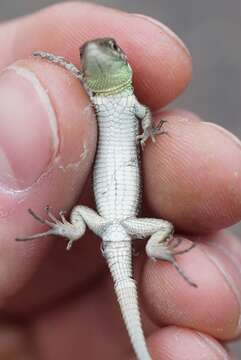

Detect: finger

[0,2,192,109]
[141,232,241,341]
[0,321,36,359]
[130,327,230,360]
[0,56,98,299]
[32,287,230,360]
[143,109,241,233]
[32,276,136,360]
[31,251,233,359]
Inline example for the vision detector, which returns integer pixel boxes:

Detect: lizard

[16,38,196,360]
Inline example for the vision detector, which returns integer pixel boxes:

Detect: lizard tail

[103,226,152,360]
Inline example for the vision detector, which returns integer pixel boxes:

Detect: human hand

[0,3,240,359]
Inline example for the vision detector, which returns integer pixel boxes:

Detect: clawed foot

[152,119,168,136]
[33,51,83,82]
[167,235,196,255]
[16,206,82,250]
[137,119,168,150]
[146,234,197,288]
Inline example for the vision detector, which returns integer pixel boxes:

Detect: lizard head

[80,38,133,94]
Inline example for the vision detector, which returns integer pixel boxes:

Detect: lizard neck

[89,83,133,96]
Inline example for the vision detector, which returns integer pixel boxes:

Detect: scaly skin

[17,38,196,360]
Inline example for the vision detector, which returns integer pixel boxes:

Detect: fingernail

[205,122,241,148]
[200,242,241,335]
[0,65,59,190]
[195,332,229,360]
[132,13,191,57]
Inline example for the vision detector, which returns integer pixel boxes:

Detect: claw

[59,210,68,224]
[16,229,54,241]
[167,236,195,254]
[45,205,59,223]
[167,236,182,249]
[28,208,52,226]
[140,139,146,150]
[151,119,169,138]
[28,208,44,224]
[170,258,197,288]
[147,233,197,287]
[156,118,167,129]
[167,239,197,287]
[16,206,84,248]
[66,240,74,251]
[173,242,196,256]
[16,208,57,242]
[137,118,168,149]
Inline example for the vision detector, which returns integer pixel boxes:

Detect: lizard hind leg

[122,217,197,288]
[146,231,197,288]
[16,206,86,250]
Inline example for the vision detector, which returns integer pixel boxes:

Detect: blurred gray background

[1,0,240,357]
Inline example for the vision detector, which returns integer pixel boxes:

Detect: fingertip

[0,55,96,196]
[126,13,192,108]
[141,234,241,341]
[143,109,241,232]
[136,327,230,360]
[0,55,96,295]
[0,2,192,109]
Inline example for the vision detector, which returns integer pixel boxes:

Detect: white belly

[93,92,141,220]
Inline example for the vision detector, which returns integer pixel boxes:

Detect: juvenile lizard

[17,38,196,360]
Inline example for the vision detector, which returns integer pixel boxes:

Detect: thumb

[0,57,96,296]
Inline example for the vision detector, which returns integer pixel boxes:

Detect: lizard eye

[109,40,118,51]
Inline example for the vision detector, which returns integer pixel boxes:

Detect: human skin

[0,2,240,359]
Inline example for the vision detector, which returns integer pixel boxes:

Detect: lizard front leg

[16,205,106,250]
[33,51,92,97]
[134,100,167,149]
[123,217,197,287]
[33,51,82,79]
